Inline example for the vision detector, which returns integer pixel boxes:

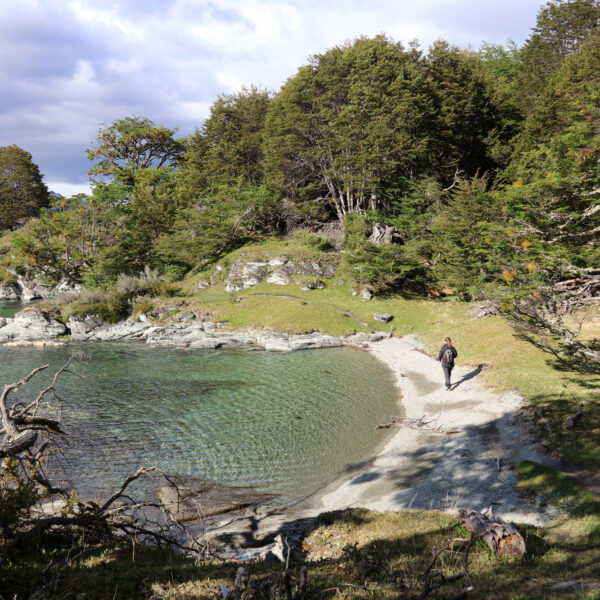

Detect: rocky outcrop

[0,276,80,302]
[224,257,337,292]
[0,282,20,300]
[0,310,67,341]
[61,312,387,350]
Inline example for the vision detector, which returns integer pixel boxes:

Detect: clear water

[0,300,22,318]
[0,342,399,501]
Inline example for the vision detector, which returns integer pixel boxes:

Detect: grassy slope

[167,239,600,470]
[13,239,599,599]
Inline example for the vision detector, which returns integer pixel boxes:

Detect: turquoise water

[0,342,399,501]
[0,300,23,318]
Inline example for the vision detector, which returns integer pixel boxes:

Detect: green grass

[3,505,600,600]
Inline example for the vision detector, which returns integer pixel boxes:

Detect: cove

[0,341,399,501]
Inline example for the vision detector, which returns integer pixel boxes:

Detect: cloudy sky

[1,0,544,196]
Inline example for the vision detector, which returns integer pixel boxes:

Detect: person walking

[438,337,457,390]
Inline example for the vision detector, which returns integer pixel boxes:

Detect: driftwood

[534,406,553,438]
[459,507,525,560]
[418,535,475,599]
[376,415,460,435]
[0,360,209,557]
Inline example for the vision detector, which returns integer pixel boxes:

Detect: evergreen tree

[264,36,436,221]
[517,0,600,118]
[177,87,271,207]
[0,145,49,231]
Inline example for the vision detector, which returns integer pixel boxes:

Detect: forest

[1,0,599,366]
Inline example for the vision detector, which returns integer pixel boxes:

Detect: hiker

[438,337,457,390]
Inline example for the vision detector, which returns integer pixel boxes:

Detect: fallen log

[459,507,525,560]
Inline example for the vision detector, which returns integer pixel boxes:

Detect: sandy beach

[317,335,559,526]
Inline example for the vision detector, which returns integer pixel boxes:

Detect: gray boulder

[241,262,268,287]
[0,310,67,340]
[68,315,105,339]
[374,313,394,323]
[267,270,291,285]
[0,282,19,300]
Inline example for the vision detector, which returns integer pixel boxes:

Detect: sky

[0,0,545,196]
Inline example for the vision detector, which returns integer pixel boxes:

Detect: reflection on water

[0,342,399,501]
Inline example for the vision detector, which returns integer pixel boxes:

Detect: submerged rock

[158,476,274,523]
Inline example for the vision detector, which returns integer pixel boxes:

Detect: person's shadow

[451,365,483,390]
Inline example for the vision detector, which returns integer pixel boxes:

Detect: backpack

[443,346,454,365]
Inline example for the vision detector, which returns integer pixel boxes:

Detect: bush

[343,213,424,293]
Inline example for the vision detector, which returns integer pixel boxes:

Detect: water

[0,300,23,318]
[0,342,400,501]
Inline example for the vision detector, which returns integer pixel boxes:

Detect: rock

[299,280,324,291]
[17,276,48,302]
[351,289,359,296]
[0,309,67,340]
[177,311,196,322]
[52,279,81,296]
[0,317,6,327]
[196,280,210,290]
[361,288,372,300]
[322,263,337,279]
[225,260,244,292]
[374,313,394,323]
[68,314,105,338]
[241,262,268,287]
[269,257,288,267]
[267,270,291,285]
[158,477,273,523]
[0,282,19,300]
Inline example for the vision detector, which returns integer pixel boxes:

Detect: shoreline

[310,335,560,526]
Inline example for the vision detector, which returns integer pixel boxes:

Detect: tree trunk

[459,507,526,560]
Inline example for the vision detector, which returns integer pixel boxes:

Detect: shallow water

[0,300,23,318]
[0,342,400,501]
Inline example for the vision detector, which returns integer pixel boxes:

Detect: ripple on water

[0,342,400,500]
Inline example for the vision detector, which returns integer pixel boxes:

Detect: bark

[459,507,525,560]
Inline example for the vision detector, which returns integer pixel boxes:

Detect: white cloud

[1,0,545,186]
[46,180,92,197]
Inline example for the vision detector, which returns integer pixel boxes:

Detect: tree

[86,116,185,187]
[517,0,600,117]
[155,184,280,274]
[478,40,523,81]
[499,89,600,369]
[426,41,513,178]
[428,175,512,297]
[9,193,122,286]
[0,145,49,231]
[178,86,271,201]
[264,36,436,221]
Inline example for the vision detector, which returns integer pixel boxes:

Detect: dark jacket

[438,344,457,366]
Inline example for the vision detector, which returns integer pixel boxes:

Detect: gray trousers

[442,365,453,388]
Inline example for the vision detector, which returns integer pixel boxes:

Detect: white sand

[318,335,558,525]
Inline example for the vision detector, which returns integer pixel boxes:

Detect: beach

[317,335,559,526]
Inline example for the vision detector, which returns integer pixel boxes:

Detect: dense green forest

[1,0,599,361]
